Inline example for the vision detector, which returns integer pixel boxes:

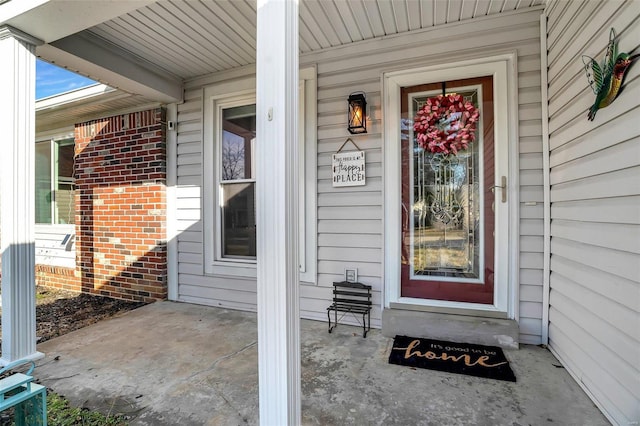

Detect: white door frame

[383,53,519,319]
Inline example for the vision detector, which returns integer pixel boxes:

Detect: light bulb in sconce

[347,92,367,134]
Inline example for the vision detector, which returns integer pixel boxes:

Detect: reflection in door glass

[409,89,482,280]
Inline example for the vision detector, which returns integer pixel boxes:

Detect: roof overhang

[38,31,183,104]
[1,0,182,103]
[35,84,159,134]
[0,0,156,43]
[2,0,546,106]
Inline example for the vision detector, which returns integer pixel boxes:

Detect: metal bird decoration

[582,28,639,121]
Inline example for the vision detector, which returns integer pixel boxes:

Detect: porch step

[382,308,519,349]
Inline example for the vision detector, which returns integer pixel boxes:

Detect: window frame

[203,67,317,283]
[34,131,76,268]
[35,135,75,225]
[216,95,257,264]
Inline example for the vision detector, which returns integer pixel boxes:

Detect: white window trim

[34,130,76,268]
[203,67,317,282]
[215,96,257,264]
[299,66,317,284]
[35,134,75,225]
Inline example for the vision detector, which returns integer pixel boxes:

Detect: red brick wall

[36,265,80,291]
[74,108,167,302]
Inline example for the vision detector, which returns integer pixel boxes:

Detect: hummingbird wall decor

[582,28,639,121]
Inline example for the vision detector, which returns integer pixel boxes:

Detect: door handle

[491,176,507,203]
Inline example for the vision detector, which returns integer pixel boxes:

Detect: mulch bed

[0,286,147,346]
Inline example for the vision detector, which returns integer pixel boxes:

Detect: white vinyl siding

[34,224,75,268]
[0,212,75,271]
[545,1,640,424]
[172,8,545,336]
[306,8,545,335]
[175,67,317,310]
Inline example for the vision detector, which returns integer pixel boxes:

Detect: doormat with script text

[389,335,516,382]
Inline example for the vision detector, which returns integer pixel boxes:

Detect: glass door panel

[401,76,495,304]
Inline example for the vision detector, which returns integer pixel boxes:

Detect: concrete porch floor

[34,301,608,426]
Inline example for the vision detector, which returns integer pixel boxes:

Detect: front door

[400,76,496,304]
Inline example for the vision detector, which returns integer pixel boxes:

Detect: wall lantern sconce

[347,92,367,134]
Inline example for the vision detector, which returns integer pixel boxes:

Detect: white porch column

[0,26,43,364]
[255,0,300,424]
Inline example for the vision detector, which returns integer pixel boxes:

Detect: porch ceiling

[33,0,544,100]
[87,0,545,81]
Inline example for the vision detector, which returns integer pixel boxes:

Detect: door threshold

[389,301,508,319]
[383,307,519,349]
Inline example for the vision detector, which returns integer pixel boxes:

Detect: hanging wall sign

[332,150,366,187]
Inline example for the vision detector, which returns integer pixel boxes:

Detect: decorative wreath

[413,94,480,155]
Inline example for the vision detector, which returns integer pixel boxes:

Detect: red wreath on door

[413,93,480,155]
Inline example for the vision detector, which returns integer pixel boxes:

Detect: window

[203,68,317,282]
[220,104,257,259]
[35,138,75,224]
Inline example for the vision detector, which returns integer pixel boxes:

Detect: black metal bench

[327,281,372,337]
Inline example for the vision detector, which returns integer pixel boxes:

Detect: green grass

[47,392,128,426]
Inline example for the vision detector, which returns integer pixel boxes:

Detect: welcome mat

[389,335,516,382]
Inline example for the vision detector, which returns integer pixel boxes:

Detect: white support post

[255,0,300,424]
[0,26,43,364]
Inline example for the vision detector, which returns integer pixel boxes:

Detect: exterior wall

[0,171,77,287]
[173,72,259,311]
[34,224,75,269]
[173,8,545,340]
[74,108,168,302]
[35,264,80,291]
[3,219,78,291]
[34,223,77,290]
[311,8,545,341]
[545,1,640,424]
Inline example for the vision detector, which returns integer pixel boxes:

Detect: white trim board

[540,13,551,346]
[166,102,179,301]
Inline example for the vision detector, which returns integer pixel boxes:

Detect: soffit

[86,0,545,82]
[36,88,155,134]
